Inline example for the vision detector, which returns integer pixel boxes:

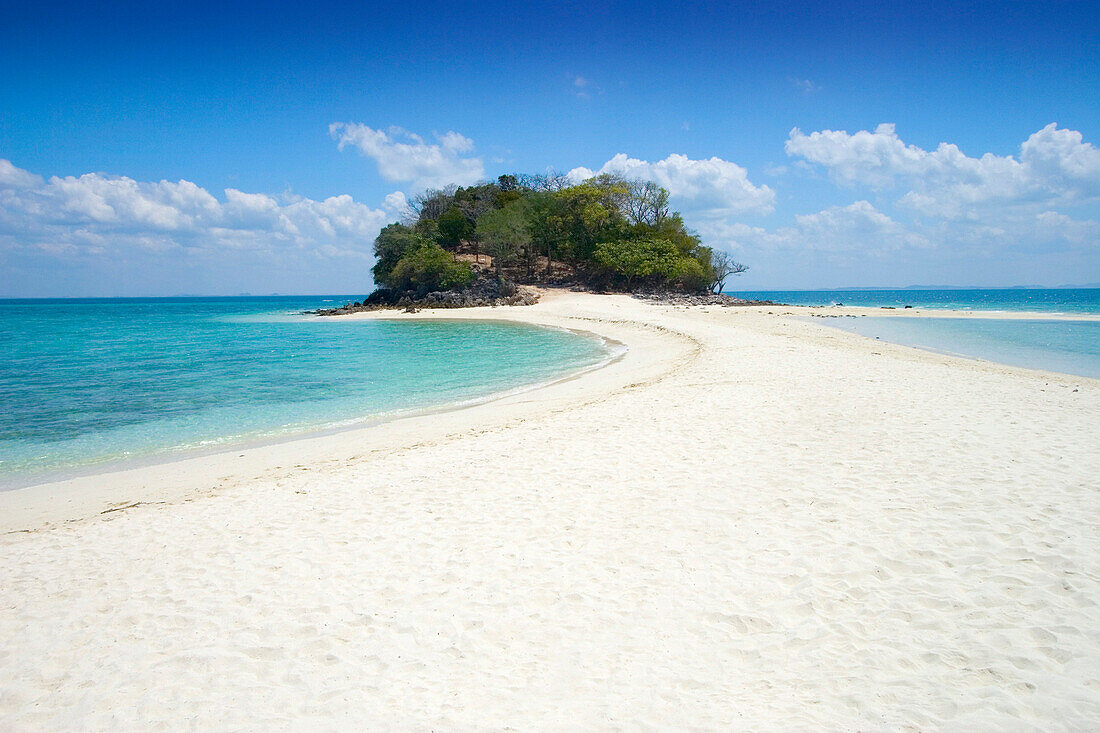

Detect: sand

[1,293,1098,729]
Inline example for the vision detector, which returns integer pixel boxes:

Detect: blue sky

[2,0,1098,296]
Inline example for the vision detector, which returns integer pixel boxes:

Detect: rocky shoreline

[311,275,540,316]
[631,292,780,307]
[311,280,778,316]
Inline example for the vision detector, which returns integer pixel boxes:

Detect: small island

[317,172,769,314]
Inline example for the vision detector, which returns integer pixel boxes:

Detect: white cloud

[785,122,1100,217]
[330,123,485,192]
[567,152,776,217]
[0,159,389,262]
[382,190,409,217]
[700,201,929,256]
[788,201,930,252]
[1019,124,1100,197]
[0,159,43,188]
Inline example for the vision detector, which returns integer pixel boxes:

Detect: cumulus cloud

[382,190,410,218]
[699,201,929,257]
[330,123,485,192]
[785,122,1100,217]
[567,152,776,217]
[0,159,390,294]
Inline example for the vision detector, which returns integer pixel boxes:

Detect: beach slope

[1,293,1098,728]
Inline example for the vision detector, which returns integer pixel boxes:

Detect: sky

[1,0,1098,296]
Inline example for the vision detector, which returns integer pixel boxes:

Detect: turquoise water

[0,296,613,487]
[731,287,1100,379]
[728,288,1100,314]
[823,317,1100,379]
[730,288,1100,378]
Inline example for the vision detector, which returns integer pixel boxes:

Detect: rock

[308,274,541,315]
[632,292,780,307]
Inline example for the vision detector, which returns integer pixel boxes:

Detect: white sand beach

[1,292,1098,729]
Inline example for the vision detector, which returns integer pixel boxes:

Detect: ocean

[729,288,1100,379]
[727,287,1100,314]
[4,289,1097,488]
[0,296,614,488]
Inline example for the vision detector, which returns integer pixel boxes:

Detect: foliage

[368,170,750,296]
[436,206,473,249]
[593,238,709,290]
[476,204,530,277]
[388,241,474,294]
[372,223,426,287]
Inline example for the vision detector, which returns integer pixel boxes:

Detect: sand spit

[1,293,1098,729]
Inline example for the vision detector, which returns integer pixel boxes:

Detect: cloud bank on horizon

[0,159,399,295]
[2,122,1097,295]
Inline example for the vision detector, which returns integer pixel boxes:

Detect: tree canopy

[368,172,747,298]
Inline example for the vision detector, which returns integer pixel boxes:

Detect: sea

[728,288,1100,380]
[0,296,615,489]
[3,289,1097,489]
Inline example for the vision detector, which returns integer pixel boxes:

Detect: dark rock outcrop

[632,292,780,307]
[310,274,540,316]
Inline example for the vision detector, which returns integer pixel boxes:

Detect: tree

[372,224,427,287]
[368,173,747,300]
[626,180,670,227]
[388,241,474,295]
[437,206,473,251]
[522,191,567,279]
[554,181,629,268]
[518,171,570,192]
[476,204,530,279]
[409,185,458,221]
[709,250,749,293]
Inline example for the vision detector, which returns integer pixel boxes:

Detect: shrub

[389,242,474,295]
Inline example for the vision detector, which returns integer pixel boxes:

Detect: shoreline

[0,296,696,531]
[1,292,1098,727]
[3,299,1096,530]
[0,321,627,495]
[800,308,1100,380]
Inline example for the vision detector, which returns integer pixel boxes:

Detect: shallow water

[728,287,1100,314]
[0,296,612,486]
[821,316,1100,379]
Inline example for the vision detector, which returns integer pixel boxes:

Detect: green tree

[523,191,567,279]
[593,238,709,291]
[372,223,427,288]
[389,241,474,295]
[477,204,530,279]
[436,206,474,251]
[370,174,744,300]
[554,182,627,267]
